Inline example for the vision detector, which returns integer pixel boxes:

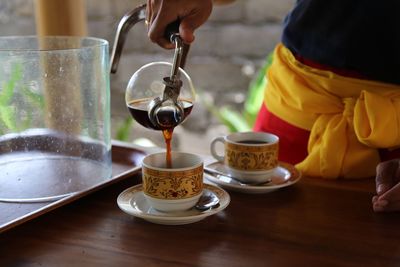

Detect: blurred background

[0,0,294,154]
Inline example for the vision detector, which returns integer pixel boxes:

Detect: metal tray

[0,141,150,233]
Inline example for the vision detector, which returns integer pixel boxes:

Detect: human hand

[146,0,213,49]
[372,159,400,212]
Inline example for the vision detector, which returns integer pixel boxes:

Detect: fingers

[146,1,151,26]
[179,15,196,44]
[148,7,177,49]
[372,159,400,212]
[373,198,400,212]
[146,0,158,28]
[179,5,212,44]
[146,0,212,49]
[375,159,399,195]
[372,182,400,212]
[372,195,389,212]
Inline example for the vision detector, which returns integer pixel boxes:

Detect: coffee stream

[127,98,193,168]
[162,128,173,168]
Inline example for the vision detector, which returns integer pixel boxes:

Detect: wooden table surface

[1,172,400,267]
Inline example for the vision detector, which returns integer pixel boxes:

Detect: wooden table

[1,172,400,267]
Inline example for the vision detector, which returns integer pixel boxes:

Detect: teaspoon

[204,168,271,186]
[195,189,219,211]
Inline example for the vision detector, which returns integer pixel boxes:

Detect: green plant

[0,63,21,132]
[115,116,134,142]
[0,63,44,135]
[199,92,251,132]
[200,53,273,132]
[244,53,273,127]
[113,117,157,147]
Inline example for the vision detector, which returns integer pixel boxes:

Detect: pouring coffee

[110,4,195,167]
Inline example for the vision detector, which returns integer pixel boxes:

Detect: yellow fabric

[264,43,400,179]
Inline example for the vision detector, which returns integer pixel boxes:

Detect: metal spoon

[204,168,271,186]
[195,189,220,211]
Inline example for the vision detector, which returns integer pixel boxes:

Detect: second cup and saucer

[205,161,301,194]
[206,131,301,194]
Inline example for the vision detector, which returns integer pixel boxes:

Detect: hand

[372,159,400,212]
[146,0,213,49]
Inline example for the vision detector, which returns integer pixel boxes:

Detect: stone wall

[0,0,295,153]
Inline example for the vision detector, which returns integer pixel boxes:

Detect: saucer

[117,183,230,225]
[205,161,301,194]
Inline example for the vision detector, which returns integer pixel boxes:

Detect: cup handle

[210,137,225,162]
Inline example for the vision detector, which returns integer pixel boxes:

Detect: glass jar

[0,36,111,202]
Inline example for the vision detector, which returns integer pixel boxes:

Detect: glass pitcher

[0,36,111,202]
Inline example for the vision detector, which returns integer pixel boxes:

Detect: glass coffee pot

[110,4,195,131]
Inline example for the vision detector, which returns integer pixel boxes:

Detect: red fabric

[253,104,309,164]
[294,54,368,80]
[254,55,400,164]
[253,103,400,165]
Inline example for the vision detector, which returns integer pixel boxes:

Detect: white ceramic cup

[210,131,279,183]
[142,152,203,212]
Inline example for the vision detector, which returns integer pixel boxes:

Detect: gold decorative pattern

[225,142,278,171]
[142,166,203,199]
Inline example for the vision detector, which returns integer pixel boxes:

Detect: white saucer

[205,161,301,194]
[117,183,230,225]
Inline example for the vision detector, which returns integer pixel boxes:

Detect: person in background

[145,0,400,212]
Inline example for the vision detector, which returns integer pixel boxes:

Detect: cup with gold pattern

[142,152,203,212]
[210,132,279,183]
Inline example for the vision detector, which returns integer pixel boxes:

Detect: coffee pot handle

[110,4,191,74]
[110,4,146,73]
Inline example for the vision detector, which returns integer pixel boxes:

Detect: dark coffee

[127,98,193,168]
[127,98,193,130]
[237,140,269,145]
